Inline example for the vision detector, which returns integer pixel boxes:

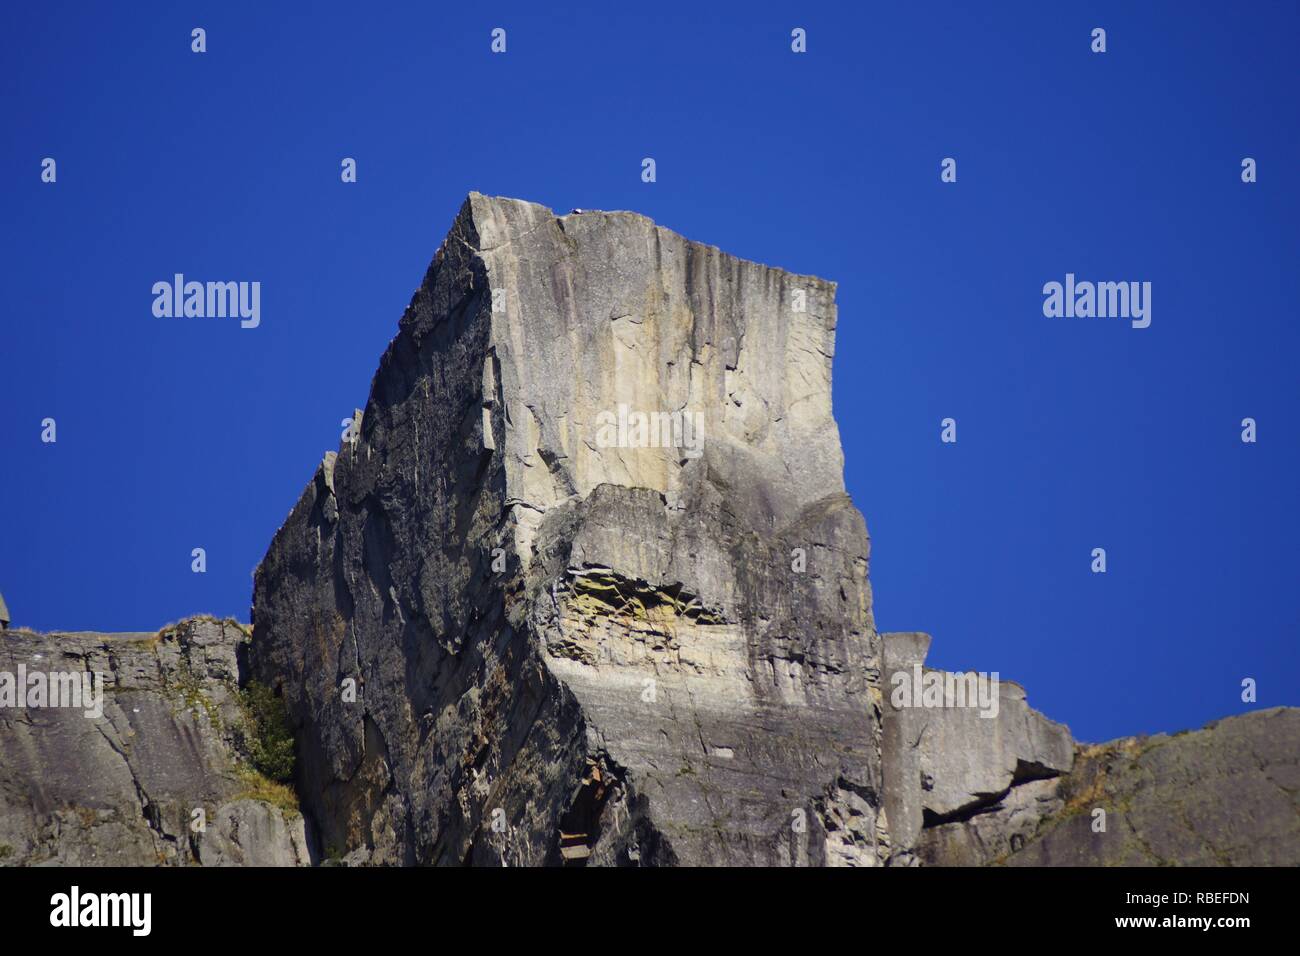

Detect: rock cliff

[882,637,1298,866]
[940,707,1300,867]
[251,193,881,865]
[0,618,308,866]
[246,194,1300,867]
[2,195,1295,867]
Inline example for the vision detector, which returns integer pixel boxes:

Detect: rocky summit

[250,192,880,866]
[2,195,1296,867]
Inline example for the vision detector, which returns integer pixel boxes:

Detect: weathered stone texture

[250,193,882,866]
[880,631,1074,865]
[914,709,1300,866]
[5,195,1293,869]
[0,618,307,866]
[1002,708,1300,866]
[247,195,1299,868]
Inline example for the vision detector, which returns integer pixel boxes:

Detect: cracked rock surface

[0,618,308,866]
[248,194,1299,867]
[986,708,1300,866]
[908,707,1300,866]
[5,195,1295,868]
[250,193,882,865]
[880,630,1074,865]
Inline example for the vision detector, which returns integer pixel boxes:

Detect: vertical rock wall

[251,194,884,865]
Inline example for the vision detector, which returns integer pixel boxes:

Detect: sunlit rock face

[0,618,308,867]
[2,195,1292,869]
[984,708,1299,867]
[247,193,1300,868]
[250,194,884,866]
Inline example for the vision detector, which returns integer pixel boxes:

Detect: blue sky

[2,1,1296,742]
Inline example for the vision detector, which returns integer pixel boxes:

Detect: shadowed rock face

[250,193,883,865]
[0,619,308,866]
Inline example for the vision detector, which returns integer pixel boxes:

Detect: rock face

[248,193,1300,867]
[952,708,1300,867]
[882,649,1299,868]
[251,193,883,865]
[0,619,308,866]
[879,631,1074,864]
[6,195,1292,868]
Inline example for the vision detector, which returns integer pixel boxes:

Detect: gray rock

[199,799,310,867]
[916,777,1065,866]
[250,193,884,866]
[6,195,1294,869]
[880,631,1074,863]
[1000,708,1300,866]
[0,618,307,866]
[915,677,1073,819]
[916,709,1300,866]
[880,631,931,859]
[248,194,1300,868]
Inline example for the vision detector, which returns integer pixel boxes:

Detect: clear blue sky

[2,1,1296,742]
